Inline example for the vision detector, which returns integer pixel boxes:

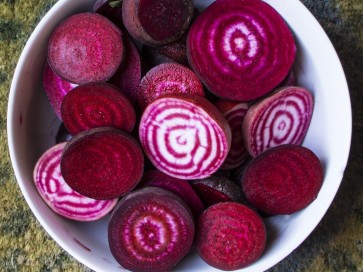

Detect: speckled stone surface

[0,0,362,271]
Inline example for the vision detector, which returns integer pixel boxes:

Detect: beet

[108,187,194,272]
[187,0,296,101]
[139,93,231,180]
[33,143,118,221]
[60,82,136,135]
[279,69,296,87]
[136,62,205,110]
[93,0,124,29]
[242,144,323,215]
[61,127,144,200]
[139,170,205,220]
[215,100,250,169]
[122,0,194,46]
[42,61,77,119]
[48,12,124,84]
[242,86,314,157]
[196,202,266,270]
[191,175,243,207]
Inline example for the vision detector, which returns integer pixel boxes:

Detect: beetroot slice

[139,170,205,220]
[33,143,118,221]
[242,144,323,215]
[216,100,250,169]
[122,0,194,46]
[48,12,124,84]
[242,86,314,157]
[139,93,231,180]
[42,61,77,120]
[61,127,144,200]
[137,62,205,110]
[187,0,296,101]
[196,202,266,270]
[61,82,136,135]
[108,187,194,272]
[191,175,243,207]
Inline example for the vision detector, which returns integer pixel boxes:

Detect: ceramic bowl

[7,0,352,271]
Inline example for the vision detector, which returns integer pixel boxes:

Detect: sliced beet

[136,62,205,110]
[33,143,118,221]
[187,0,296,101]
[139,170,205,220]
[122,0,194,46]
[215,99,250,169]
[60,82,136,135]
[61,127,144,200]
[196,202,266,270]
[242,144,323,215]
[191,174,243,207]
[48,12,124,84]
[139,93,231,180]
[108,187,194,272]
[42,61,77,119]
[242,86,314,157]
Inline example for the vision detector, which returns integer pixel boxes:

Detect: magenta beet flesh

[243,86,314,157]
[108,187,194,272]
[33,143,118,221]
[196,202,266,270]
[48,12,124,84]
[61,128,144,200]
[60,82,136,135]
[187,0,296,101]
[242,144,324,215]
[139,93,231,180]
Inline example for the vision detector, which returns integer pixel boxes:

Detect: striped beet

[33,143,118,221]
[242,86,314,157]
[139,93,231,180]
[187,0,296,101]
[216,100,250,169]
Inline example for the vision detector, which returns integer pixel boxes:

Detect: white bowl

[7,0,352,271]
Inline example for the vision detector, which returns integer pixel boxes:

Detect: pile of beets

[33,0,324,271]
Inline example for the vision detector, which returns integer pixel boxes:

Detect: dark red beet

[242,86,314,157]
[48,12,124,84]
[139,93,231,180]
[187,0,296,101]
[139,170,205,220]
[196,202,266,270]
[108,187,194,272]
[61,82,136,135]
[33,143,118,221]
[136,62,205,110]
[191,175,243,207]
[61,127,144,200]
[242,144,323,215]
[122,0,194,46]
[42,61,77,119]
[94,0,124,29]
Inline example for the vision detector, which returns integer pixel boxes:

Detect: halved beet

[139,170,205,220]
[48,12,124,84]
[60,82,136,135]
[196,202,266,270]
[187,0,296,101]
[108,187,194,272]
[215,99,250,169]
[242,86,314,157]
[42,61,77,119]
[61,127,144,199]
[191,174,243,207]
[136,62,205,110]
[242,144,323,215]
[33,143,118,221]
[139,93,231,180]
[122,0,194,46]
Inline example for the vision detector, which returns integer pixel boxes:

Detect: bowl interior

[7,0,351,271]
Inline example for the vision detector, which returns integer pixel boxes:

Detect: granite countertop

[0,0,362,271]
